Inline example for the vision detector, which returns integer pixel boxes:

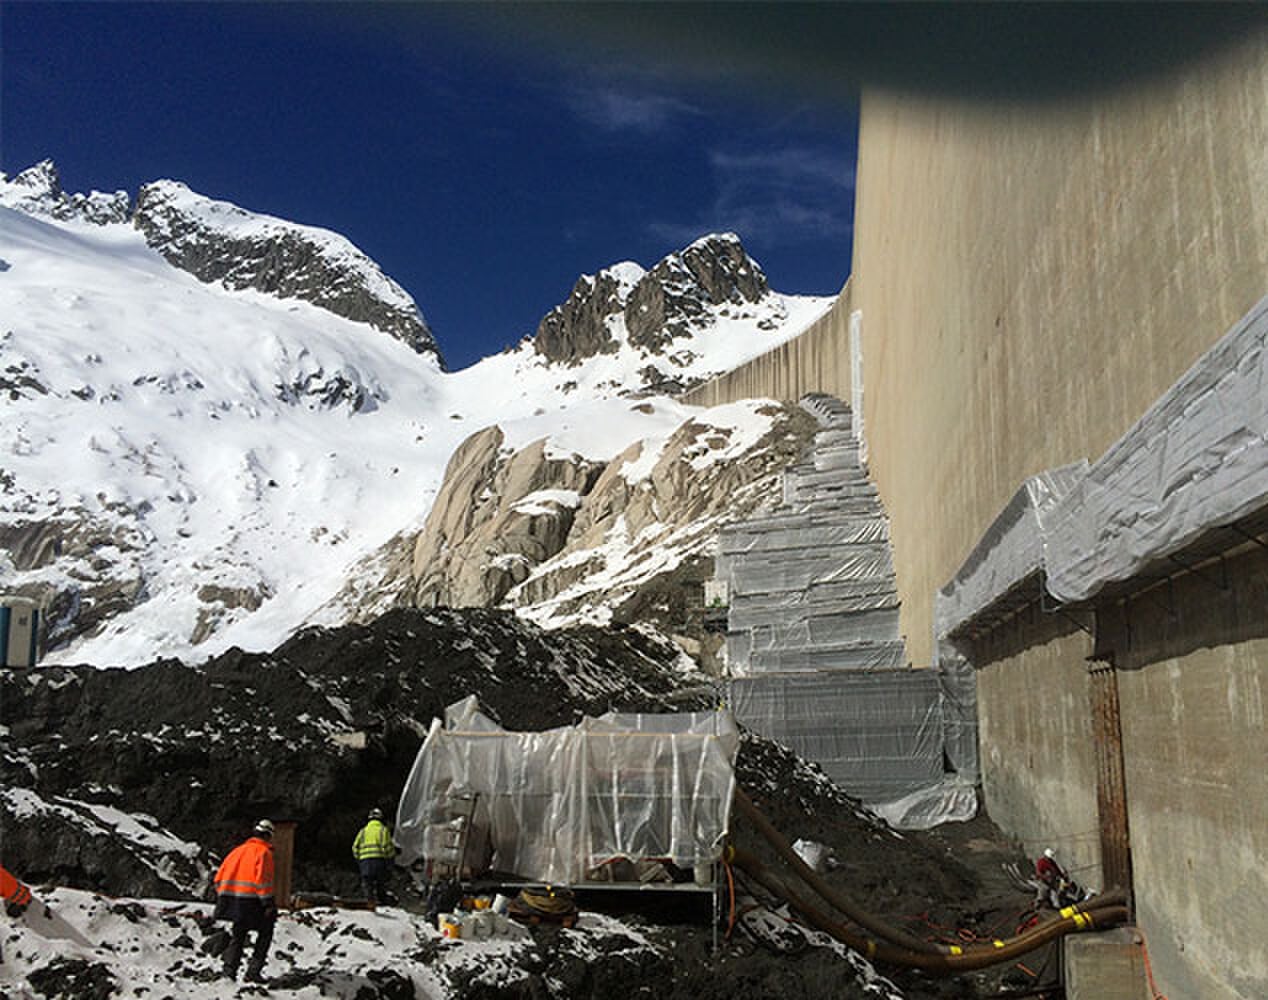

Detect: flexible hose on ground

[735,787,945,954]
[735,787,1128,957]
[726,844,1128,974]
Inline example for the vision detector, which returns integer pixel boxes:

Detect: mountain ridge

[0,164,835,667]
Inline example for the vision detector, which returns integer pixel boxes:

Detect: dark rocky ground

[1,608,1055,998]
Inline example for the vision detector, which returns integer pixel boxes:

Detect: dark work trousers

[359,857,390,902]
[223,915,274,975]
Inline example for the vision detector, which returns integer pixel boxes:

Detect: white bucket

[491,893,511,915]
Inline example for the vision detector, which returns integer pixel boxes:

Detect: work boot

[244,963,269,985]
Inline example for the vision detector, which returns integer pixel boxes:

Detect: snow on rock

[403,398,820,670]
[519,232,833,396]
[0,160,130,226]
[0,888,907,1000]
[0,887,528,1000]
[1,170,835,667]
[1,786,212,899]
[0,204,461,665]
[132,179,442,360]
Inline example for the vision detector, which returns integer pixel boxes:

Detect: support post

[273,820,298,910]
[1086,657,1133,907]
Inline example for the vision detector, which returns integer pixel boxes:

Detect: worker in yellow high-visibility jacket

[352,808,396,902]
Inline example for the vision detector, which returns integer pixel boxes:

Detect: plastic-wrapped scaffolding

[715,395,976,825]
[395,697,739,886]
[729,671,944,803]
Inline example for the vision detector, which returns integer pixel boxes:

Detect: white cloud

[649,144,855,247]
[565,85,700,134]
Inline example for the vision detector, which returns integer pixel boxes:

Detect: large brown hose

[727,844,1128,974]
[735,786,1128,958]
[735,787,945,954]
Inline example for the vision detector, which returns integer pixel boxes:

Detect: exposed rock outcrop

[407,401,819,668]
[533,267,636,364]
[131,180,442,362]
[625,233,769,351]
[0,160,129,225]
[0,514,148,651]
[532,234,772,369]
[411,426,606,608]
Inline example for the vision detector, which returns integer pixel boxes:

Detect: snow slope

[0,198,833,667]
[0,887,903,1000]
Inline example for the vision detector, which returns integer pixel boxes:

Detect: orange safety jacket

[1,864,33,909]
[213,837,275,902]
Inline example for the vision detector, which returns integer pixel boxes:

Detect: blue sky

[1,3,858,370]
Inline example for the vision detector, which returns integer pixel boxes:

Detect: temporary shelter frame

[395,697,740,889]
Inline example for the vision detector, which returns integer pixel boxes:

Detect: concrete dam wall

[685,29,1268,1000]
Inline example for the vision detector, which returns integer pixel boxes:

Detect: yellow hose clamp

[1060,905,1077,918]
[949,945,963,955]
[992,939,1005,949]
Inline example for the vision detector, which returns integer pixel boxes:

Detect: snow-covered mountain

[0,162,834,667]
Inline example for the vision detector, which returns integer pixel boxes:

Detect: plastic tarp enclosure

[1045,293,1268,603]
[395,697,740,886]
[934,463,1088,640]
[936,293,1268,633]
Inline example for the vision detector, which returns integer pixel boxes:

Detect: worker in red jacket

[1,864,33,917]
[1034,847,1074,908]
[213,819,277,984]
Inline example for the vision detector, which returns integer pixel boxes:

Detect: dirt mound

[1,607,1045,997]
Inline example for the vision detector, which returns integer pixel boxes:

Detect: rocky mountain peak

[132,180,442,363]
[532,233,772,366]
[0,159,130,225]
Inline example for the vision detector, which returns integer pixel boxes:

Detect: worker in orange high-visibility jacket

[213,819,277,984]
[1,864,33,917]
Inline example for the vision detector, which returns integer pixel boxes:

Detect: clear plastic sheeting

[718,519,889,555]
[729,672,943,803]
[395,697,739,885]
[717,405,904,676]
[714,395,977,827]
[1046,294,1268,604]
[746,608,903,651]
[937,642,980,783]
[720,548,896,596]
[729,586,898,631]
[870,777,979,831]
[727,636,907,672]
[934,463,1088,640]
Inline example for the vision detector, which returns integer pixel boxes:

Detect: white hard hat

[368,808,383,820]
[1043,847,1056,859]
[254,819,275,837]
